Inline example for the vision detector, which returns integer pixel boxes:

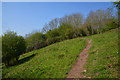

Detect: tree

[2,31,26,67]
[59,13,84,37]
[0,36,2,64]
[16,36,26,61]
[113,1,119,9]
[104,18,118,31]
[58,23,74,39]
[83,11,97,35]
[42,18,59,33]
[45,28,61,45]
[84,8,115,34]
[65,27,74,39]
[113,1,119,29]
[59,13,84,28]
[25,32,46,52]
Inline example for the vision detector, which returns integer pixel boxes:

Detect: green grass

[82,29,119,78]
[3,37,87,78]
[2,29,119,78]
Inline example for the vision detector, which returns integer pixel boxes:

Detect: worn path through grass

[67,39,92,78]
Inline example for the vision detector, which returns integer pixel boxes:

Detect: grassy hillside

[3,37,87,78]
[81,29,119,78]
[2,29,118,78]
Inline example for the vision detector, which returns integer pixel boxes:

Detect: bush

[2,31,26,67]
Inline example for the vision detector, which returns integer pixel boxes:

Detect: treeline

[25,8,118,52]
[2,4,119,67]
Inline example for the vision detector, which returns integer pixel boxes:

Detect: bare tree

[42,18,59,33]
[84,9,114,34]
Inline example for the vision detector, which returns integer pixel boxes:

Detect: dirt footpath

[67,39,92,78]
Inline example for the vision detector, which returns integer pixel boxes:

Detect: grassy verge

[82,29,119,78]
[3,37,87,78]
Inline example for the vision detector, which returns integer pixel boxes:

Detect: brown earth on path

[67,39,92,78]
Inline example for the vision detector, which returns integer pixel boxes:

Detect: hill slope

[82,29,119,78]
[3,29,118,78]
[3,37,87,78]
